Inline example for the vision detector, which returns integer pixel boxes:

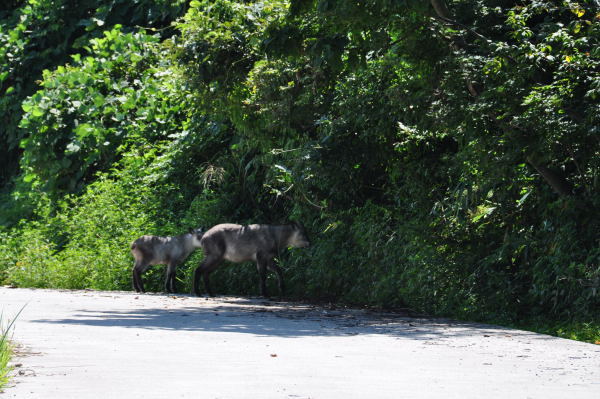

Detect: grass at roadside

[543,322,600,344]
[0,318,13,390]
[514,320,600,345]
[0,308,23,390]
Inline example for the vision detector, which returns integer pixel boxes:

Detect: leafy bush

[19,26,187,195]
[0,0,187,185]
[56,176,161,290]
[0,175,154,289]
[2,225,60,288]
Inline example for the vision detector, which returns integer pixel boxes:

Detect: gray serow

[131,228,204,293]
[193,223,310,297]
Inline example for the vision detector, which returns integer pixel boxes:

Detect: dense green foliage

[0,0,187,185]
[0,0,598,340]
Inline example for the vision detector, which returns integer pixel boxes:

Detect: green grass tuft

[0,307,24,390]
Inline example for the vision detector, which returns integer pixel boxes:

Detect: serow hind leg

[193,259,220,297]
[267,261,284,298]
[132,263,146,293]
[165,262,178,293]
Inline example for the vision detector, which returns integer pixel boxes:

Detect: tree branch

[429,0,481,97]
[526,156,573,197]
[430,0,452,19]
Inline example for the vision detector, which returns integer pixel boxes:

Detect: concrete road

[1,287,599,398]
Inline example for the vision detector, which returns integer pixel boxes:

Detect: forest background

[0,0,598,342]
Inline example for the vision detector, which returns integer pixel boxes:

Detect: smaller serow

[193,222,310,298]
[131,228,204,293]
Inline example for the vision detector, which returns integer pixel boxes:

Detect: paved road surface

[1,287,599,398]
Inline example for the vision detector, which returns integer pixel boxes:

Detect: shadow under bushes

[29,295,547,341]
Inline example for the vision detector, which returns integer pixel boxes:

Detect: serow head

[290,222,310,248]
[189,227,205,246]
